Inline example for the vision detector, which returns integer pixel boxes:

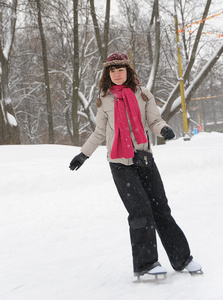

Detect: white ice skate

[134,262,167,281]
[185,260,202,274]
[147,265,167,275]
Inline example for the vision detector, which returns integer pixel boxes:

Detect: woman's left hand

[161,126,175,140]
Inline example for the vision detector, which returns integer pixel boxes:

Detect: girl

[69,51,201,277]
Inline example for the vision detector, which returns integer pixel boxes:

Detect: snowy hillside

[1,132,223,300]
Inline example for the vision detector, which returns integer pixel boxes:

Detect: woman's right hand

[69,153,88,171]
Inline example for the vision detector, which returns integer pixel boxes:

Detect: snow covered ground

[1,132,223,300]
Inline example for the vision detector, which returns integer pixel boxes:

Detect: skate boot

[134,262,167,279]
[185,260,202,274]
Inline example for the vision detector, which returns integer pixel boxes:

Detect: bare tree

[0,0,20,144]
[6,0,223,145]
[72,0,79,145]
[146,0,160,94]
[162,43,223,119]
[34,0,54,144]
[89,0,111,63]
[161,0,219,122]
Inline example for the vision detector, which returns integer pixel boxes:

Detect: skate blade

[133,273,167,283]
[189,269,203,275]
[180,269,203,275]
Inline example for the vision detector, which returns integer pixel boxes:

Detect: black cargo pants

[109,159,192,273]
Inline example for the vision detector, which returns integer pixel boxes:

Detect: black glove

[69,153,88,171]
[161,126,175,140]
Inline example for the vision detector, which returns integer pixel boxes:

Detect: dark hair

[99,65,140,96]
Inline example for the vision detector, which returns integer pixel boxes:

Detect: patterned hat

[103,51,130,68]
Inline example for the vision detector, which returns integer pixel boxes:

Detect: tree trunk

[103,0,111,62]
[146,2,156,65]
[0,0,20,145]
[162,0,212,122]
[89,0,103,62]
[167,43,223,119]
[89,0,110,63]
[36,0,54,144]
[146,0,160,94]
[72,0,79,145]
[183,0,212,81]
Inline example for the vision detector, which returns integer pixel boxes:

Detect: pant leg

[109,162,158,273]
[137,160,192,271]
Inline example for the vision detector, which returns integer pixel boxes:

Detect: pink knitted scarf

[109,85,148,159]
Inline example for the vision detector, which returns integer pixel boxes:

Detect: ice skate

[134,262,167,281]
[185,260,203,274]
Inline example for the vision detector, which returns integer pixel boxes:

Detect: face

[109,67,127,85]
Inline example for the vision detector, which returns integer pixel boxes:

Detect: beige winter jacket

[81,86,169,165]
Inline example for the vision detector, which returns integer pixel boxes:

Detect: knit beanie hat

[103,51,130,68]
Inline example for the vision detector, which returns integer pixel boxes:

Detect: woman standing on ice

[69,51,201,278]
